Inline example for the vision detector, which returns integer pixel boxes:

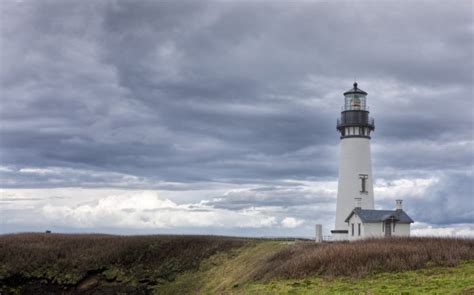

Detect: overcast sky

[0,0,472,237]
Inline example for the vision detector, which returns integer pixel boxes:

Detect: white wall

[347,214,363,241]
[334,137,375,232]
[346,213,411,240]
[364,222,384,238]
[393,223,411,236]
[332,232,348,241]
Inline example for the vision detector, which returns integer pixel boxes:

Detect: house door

[385,221,391,237]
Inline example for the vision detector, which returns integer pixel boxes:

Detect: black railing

[337,111,375,130]
[341,105,370,111]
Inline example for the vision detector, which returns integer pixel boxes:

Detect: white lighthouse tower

[331,82,375,240]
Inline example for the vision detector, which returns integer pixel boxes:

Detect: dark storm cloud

[207,186,334,210]
[376,171,473,225]
[0,1,472,229]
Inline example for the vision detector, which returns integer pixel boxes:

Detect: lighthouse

[331,82,375,241]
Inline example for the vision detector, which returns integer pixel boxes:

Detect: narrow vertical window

[351,223,354,236]
[359,174,368,193]
[358,223,361,236]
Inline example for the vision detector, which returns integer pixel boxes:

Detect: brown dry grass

[256,237,474,280]
[1,233,472,292]
[0,233,248,286]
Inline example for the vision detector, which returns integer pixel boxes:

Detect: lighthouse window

[359,174,368,193]
[351,96,361,110]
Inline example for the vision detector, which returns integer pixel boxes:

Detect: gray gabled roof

[345,208,414,223]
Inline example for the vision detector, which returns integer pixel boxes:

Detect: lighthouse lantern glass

[344,93,367,111]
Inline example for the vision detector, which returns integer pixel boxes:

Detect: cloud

[1,0,472,184]
[206,180,336,210]
[281,217,304,229]
[0,1,472,235]
[411,222,474,237]
[374,177,439,201]
[41,191,278,229]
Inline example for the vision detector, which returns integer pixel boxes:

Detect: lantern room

[343,82,368,111]
[337,82,375,139]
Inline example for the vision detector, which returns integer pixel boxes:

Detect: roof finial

[354,82,358,89]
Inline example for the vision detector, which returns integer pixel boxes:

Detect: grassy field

[0,233,473,294]
[159,240,474,294]
[244,261,474,294]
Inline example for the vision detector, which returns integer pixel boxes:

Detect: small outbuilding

[344,199,414,240]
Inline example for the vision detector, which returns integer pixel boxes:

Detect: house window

[393,222,396,233]
[382,223,384,232]
[359,174,368,193]
[358,223,361,236]
[351,223,354,236]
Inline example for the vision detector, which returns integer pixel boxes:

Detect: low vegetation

[156,240,288,294]
[244,261,474,294]
[159,237,474,294]
[0,233,248,293]
[0,233,472,294]
[257,236,474,279]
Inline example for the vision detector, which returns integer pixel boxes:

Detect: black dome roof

[344,82,368,95]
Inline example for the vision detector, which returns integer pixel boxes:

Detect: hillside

[0,234,473,294]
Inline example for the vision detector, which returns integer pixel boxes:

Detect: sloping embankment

[0,234,473,294]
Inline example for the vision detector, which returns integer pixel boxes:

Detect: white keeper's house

[331,83,414,241]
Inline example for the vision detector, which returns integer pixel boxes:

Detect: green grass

[243,261,474,294]
[1,234,473,294]
[155,240,289,294]
[157,241,474,294]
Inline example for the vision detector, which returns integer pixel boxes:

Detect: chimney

[396,199,403,210]
[355,197,362,209]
